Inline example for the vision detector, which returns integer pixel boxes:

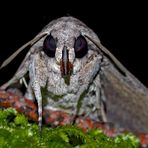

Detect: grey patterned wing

[100,52,148,133]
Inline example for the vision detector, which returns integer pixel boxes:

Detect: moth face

[42,30,90,80]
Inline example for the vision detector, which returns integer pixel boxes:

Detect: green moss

[0,108,140,148]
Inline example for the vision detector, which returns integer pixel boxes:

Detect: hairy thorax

[44,55,102,120]
[46,72,99,120]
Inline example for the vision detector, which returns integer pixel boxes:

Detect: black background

[0,1,147,87]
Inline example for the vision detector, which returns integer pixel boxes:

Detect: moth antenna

[0,32,48,69]
[84,35,128,76]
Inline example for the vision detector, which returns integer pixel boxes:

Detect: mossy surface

[0,108,140,148]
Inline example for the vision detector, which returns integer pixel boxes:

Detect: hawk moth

[0,16,148,133]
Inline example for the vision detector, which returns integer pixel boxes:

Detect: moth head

[33,17,104,85]
[42,30,92,84]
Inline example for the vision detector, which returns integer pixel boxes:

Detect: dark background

[0,2,147,87]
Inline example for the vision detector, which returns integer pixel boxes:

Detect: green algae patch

[0,108,140,148]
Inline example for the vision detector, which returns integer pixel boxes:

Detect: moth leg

[98,91,107,123]
[29,53,47,129]
[93,75,106,122]
[93,76,101,119]
[0,60,29,90]
[100,101,107,122]
[30,78,42,129]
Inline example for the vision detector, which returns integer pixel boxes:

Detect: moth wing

[100,45,148,133]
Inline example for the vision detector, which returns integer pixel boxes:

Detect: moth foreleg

[29,53,47,130]
[30,78,42,129]
[94,74,107,122]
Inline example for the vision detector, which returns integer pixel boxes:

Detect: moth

[1,17,148,133]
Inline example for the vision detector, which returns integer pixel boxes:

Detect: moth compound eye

[43,34,56,57]
[74,35,88,58]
